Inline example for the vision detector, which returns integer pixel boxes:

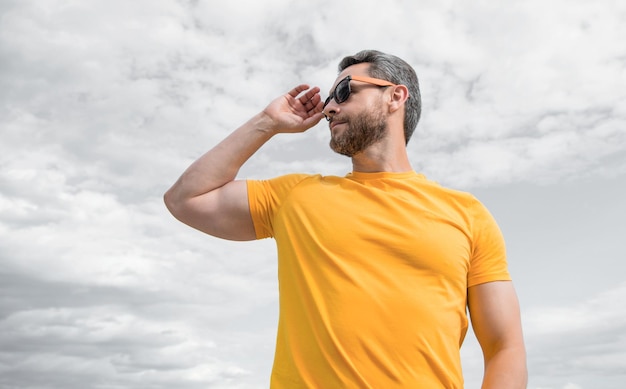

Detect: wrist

[254,111,280,136]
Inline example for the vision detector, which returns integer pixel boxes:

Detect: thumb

[302,112,325,128]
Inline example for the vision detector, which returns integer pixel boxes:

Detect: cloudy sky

[1,0,625,388]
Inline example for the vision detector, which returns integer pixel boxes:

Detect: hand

[261,84,325,134]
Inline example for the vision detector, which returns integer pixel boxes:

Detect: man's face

[325,64,389,157]
[328,101,387,157]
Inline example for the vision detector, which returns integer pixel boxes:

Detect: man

[164,50,527,388]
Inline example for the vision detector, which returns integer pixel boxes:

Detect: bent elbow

[163,187,210,230]
[163,187,185,220]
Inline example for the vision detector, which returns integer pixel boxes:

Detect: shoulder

[247,173,323,190]
[414,176,482,209]
[247,173,331,201]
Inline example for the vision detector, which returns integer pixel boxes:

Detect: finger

[303,98,317,112]
[288,84,310,98]
[297,86,320,103]
[314,98,323,112]
[305,97,323,114]
[304,96,324,116]
[302,111,325,127]
[298,89,321,112]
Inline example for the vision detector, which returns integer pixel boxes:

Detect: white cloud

[1,0,625,387]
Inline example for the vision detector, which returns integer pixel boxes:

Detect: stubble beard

[329,108,388,157]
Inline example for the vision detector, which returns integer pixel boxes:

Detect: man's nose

[323,99,340,121]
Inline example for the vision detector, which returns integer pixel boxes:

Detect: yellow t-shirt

[247,171,510,388]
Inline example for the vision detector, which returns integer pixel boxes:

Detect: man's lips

[330,120,346,130]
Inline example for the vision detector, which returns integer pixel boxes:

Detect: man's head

[332,50,422,145]
[325,71,389,157]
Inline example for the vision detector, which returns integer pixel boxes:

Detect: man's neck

[350,140,413,173]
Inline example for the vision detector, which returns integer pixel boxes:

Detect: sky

[1,0,625,388]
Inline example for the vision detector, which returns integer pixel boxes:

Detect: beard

[329,107,388,157]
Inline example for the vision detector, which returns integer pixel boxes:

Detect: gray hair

[338,50,422,144]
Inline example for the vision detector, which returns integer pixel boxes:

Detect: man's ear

[388,85,409,113]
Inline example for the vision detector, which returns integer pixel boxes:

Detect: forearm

[165,112,275,204]
[481,345,527,389]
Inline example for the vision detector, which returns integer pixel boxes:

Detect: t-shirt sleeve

[247,174,312,239]
[467,197,512,287]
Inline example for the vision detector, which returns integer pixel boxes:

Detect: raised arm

[164,84,325,240]
[468,281,528,389]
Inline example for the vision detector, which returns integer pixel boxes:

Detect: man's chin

[329,140,359,157]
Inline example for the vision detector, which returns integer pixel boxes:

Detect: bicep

[170,180,257,241]
[468,281,525,359]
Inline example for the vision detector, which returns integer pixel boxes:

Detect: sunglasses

[323,75,396,120]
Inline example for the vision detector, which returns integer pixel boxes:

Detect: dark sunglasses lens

[323,78,351,109]
[335,79,351,104]
[323,96,331,108]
